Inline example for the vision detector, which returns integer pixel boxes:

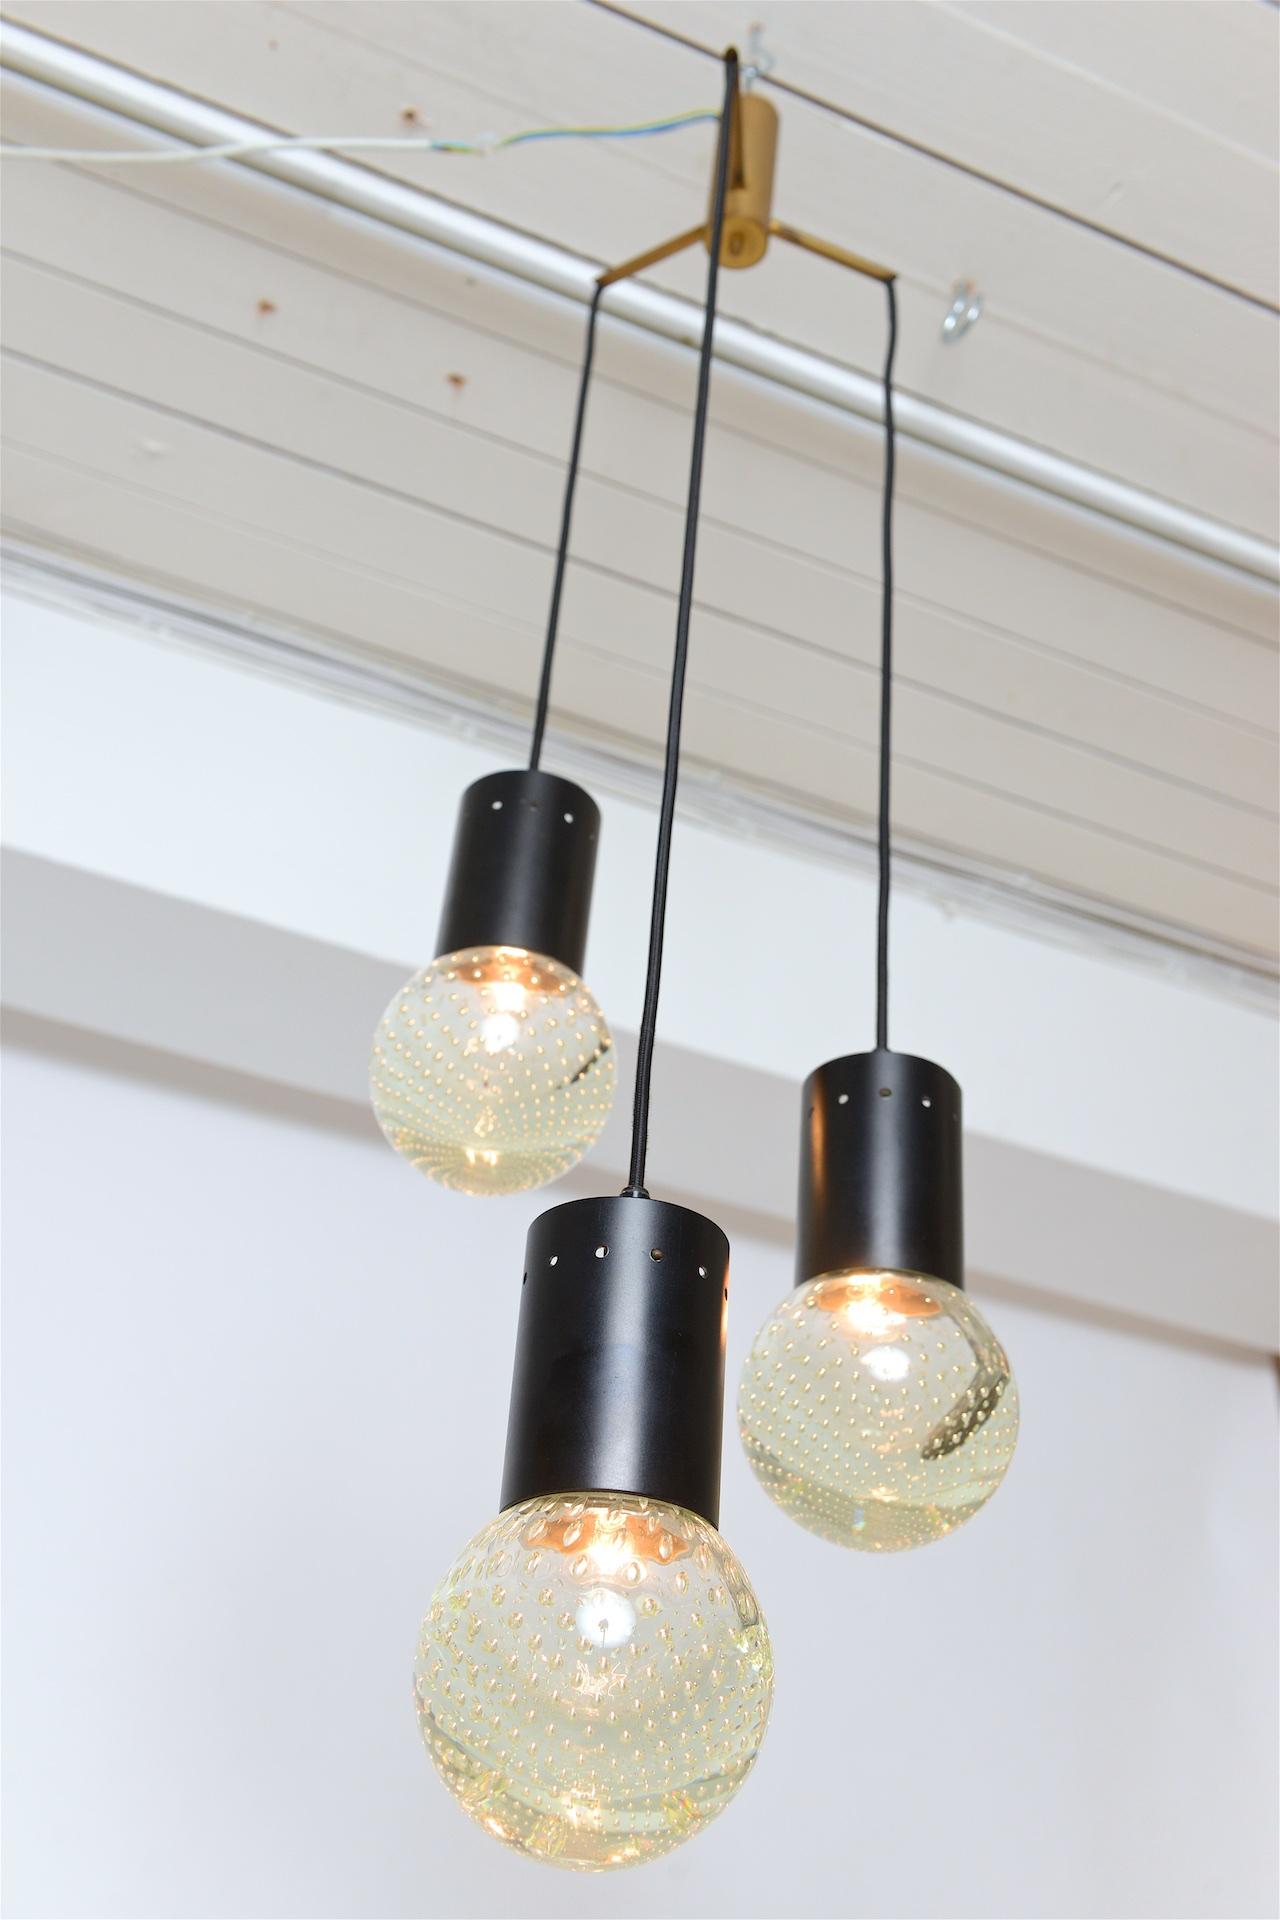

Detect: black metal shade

[435,769,600,979]
[501,1194,729,1526]
[796,1048,964,1290]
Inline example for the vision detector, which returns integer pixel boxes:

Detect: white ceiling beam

[4,848,1276,1354]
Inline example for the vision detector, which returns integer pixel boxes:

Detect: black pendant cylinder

[500,1195,729,1527]
[434,770,600,978]
[796,1048,964,1290]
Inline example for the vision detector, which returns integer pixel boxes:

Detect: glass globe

[739,1270,1018,1551]
[414,1492,774,1871]
[370,945,614,1195]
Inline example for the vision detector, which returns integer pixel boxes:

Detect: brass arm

[595,214,896,296]
[596,223,706,289]
[769,219,896,284]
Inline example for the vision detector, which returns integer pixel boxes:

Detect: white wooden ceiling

[1,0,1277,969]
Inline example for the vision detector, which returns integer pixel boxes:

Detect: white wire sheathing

[0,114,721,164]
[2,21,1277,587]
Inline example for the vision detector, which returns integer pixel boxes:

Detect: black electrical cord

[528,281,604,771]
[624,47,737,1199]
[875,275,898,1053]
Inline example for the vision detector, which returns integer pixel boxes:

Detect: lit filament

[549,1512,687,1668]
[812,1271,942,1343]
[842,1295,905,1338]
[574,1587,638,1649]
[479,978,529,1055]
[536,1506,689,1578]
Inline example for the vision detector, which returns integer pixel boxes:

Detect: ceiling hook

[941,280,983,343]
[741,23,777,90]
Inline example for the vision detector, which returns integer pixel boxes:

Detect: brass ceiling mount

[598,49,895,293]
[712,88,779,269]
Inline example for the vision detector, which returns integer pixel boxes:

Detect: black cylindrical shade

[797,1048,964,1290]
[501,1194,729,1526]
[435,770,600,978]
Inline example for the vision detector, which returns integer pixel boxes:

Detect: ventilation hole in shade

[490,799,503,810]
[922,1096,932,1108]
[650,1248,664,1262]
[879,1087,892,1098]
[837,1092,849,1106]
[563,811,574,824]
[698,1265,707,1278]
[724,1287,729,1301]
[522,1272,528,1286]
[594,1244,608,1259]
[549,1255,558,1267]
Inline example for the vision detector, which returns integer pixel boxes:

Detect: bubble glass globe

[739,1270,1018,1551]
[414,1493,774,1870]
[370,946,614,1195]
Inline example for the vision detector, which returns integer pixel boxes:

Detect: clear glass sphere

[414,1493,774,1871]
[739,1270,1018,1551]
[369,946,614,1196]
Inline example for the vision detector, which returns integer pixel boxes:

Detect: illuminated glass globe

[414,1493,774,1870]
[739,1270,1018,1551]
[370,945,614,1195]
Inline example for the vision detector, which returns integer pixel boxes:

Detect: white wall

[3,1034,1276,1920]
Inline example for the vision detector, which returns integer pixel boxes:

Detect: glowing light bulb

[738,1271,1018,1551]
[370,946,614,1195]
[414,1493,773,1871]
[479,981,526,1054]
[574,1587,636,1650]
[860,1343,911,1383]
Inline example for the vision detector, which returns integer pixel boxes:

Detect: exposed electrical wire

[0,107,719,167]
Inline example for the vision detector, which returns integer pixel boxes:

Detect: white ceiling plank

[959,0,1280,162]
[3,332,1273,853]
[615,0,1279,300]
[3,229,1272,801]
[2,1,1275,531]
[5,266,1274,902]
[5,441,1270,960]
[4,73,1274,651]
[4,404,1275,957]
[2,145,1273,738]
[290,0,1280,352]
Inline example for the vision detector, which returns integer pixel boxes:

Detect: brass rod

[769,219,896,284]
[596,223,706,288]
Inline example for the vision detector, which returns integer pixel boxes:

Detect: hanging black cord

[624,49,737,1198]
[874,275,898,1052]
[528,282,604,771]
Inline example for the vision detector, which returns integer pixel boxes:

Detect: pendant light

[737,282,1020,1552]
[369,287,615,1196]
[413,54,773,1872]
